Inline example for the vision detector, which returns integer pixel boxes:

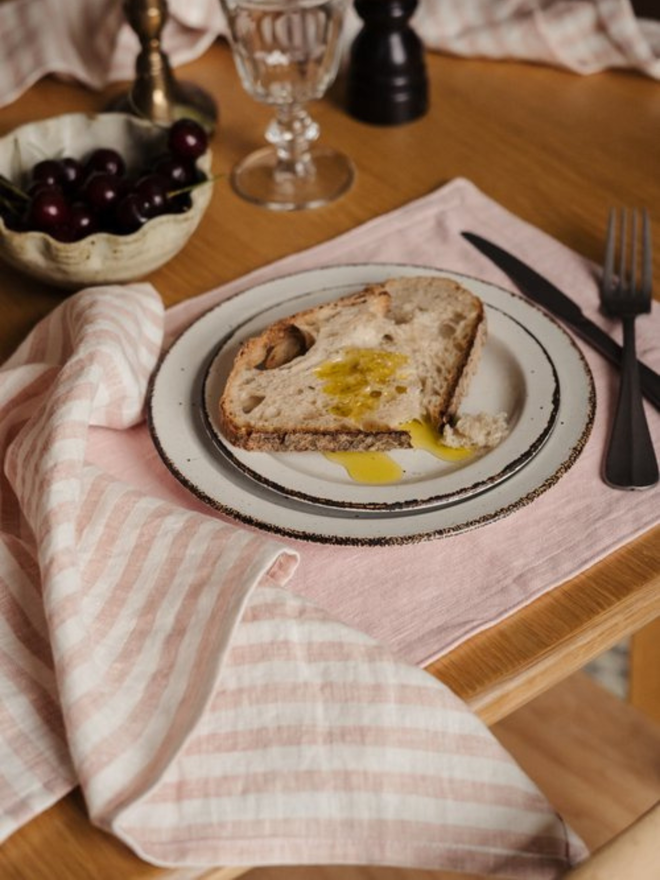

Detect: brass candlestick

[107,0,217,131]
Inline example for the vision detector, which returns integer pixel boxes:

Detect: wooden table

[1,39,658,880]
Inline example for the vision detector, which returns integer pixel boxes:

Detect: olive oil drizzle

[323,420,474,485]
[323,451,404,484]
[402,419,474,462]
[315,348,409,420]
[316,350,474,485]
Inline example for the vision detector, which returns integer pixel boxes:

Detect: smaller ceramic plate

[202,291,560,511]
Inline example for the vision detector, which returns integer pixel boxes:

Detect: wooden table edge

[426,525,660,725]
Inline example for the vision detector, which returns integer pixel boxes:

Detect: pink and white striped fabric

[0,281,588,875]
[0,0,659,109]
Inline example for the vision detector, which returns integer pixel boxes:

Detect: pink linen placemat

[88,177,660,668]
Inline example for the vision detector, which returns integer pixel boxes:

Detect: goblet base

[230,145,354,211]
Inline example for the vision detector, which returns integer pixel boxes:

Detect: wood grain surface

[0,38,658,879]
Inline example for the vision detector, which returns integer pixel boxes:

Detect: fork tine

[641,207,653,303]
[603,207,616,293]
[630,208,638,296]
[618,207,627,290]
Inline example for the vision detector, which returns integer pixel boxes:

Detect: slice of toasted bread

[218,276,486,452]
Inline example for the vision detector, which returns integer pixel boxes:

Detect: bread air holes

[257,323,315,370]
[439,321,457,339]
[241,394,265,414]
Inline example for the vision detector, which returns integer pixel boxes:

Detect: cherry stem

[0,194,21,216]
[167,172,221,199]
[0,175,29,201]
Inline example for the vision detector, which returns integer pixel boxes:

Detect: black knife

[462,231,660,411]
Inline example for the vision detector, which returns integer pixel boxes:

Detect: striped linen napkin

[0,281,588,876]
[0,0,659,109]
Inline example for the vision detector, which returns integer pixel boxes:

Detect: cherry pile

[0,118,209,241]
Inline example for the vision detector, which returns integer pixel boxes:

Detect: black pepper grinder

[346,0,428,126]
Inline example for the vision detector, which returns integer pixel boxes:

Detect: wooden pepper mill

[346,0,428,126]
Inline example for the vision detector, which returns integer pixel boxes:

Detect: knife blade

[462,231,660,411]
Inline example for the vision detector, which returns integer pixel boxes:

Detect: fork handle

[604,317,659,490]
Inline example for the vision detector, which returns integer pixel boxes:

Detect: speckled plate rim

[147,264,596,546]
[200,291,560,512]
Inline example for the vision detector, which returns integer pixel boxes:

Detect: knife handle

[572,320,660,412]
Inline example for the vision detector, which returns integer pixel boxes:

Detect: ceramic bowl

[0,112,213,288]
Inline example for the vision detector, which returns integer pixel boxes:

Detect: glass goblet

[219,0,354,210]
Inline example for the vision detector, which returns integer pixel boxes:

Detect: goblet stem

[221,0,353,210]
[265,104,320,179]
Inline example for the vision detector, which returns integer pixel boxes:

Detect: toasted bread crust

[218,426,412,453]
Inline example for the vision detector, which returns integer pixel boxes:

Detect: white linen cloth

[0,0,659,110]
[0,274,587,878]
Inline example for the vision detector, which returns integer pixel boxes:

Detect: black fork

[601,208,658,489]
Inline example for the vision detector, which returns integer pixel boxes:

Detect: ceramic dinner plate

[201,287,560,511]
[148,264,595,545]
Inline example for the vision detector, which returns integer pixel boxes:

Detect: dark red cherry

[60,157,84,190]
[154,154,196,187]
[31,159,66,188]
[27,189,71,231]
[134,173,169,217]
[69,202,98,239]
[27,180,63,200]
[82,172,124,213]
[85,148,126,178]
[169,192,192,214]
[167,118,208,161]
[114,192,150,234]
